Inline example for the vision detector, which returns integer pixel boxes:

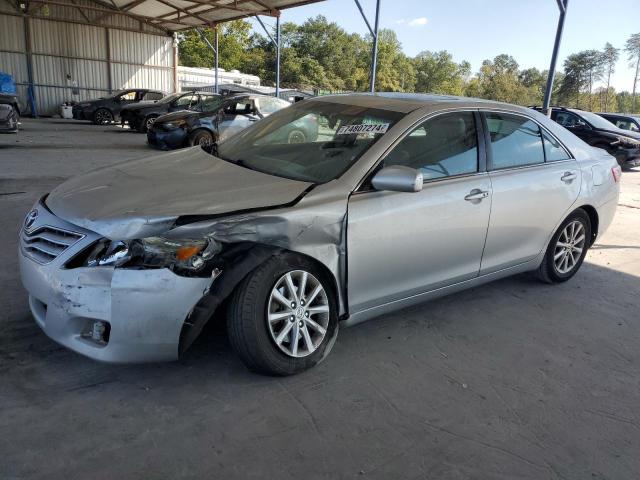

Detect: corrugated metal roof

[27,0,327,33]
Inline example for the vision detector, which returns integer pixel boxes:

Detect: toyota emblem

[24,209,38,230]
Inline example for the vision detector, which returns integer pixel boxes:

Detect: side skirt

[342,252,545,327]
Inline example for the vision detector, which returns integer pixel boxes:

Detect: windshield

[576,110,619,130]
[216,100,405,183]
[158,93,184,104]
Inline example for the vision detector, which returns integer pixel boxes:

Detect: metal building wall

[0,2,175,116]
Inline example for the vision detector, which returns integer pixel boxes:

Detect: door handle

[561,171,577,183]
[464,189,490,202]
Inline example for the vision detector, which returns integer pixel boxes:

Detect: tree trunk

[633,56,639,113]
[588,71,593,111]
[605,66,612,111]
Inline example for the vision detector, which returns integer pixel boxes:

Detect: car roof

[600,112,639,119]
[312,92,530,114]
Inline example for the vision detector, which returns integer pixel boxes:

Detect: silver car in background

[18,93,621,375]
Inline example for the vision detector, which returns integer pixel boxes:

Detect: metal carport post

[195,26,220,94]
[254,13,282,97]
[354,0,382,93]
[543,0,569,114]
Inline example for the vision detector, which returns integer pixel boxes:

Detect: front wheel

[138,115,157,133]
[227,253,339,376]
[536,209,591,283]
[189,129,213,147]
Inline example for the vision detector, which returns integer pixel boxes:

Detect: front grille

[21,226,85,264]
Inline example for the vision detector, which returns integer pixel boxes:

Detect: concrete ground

[1,118,639,480]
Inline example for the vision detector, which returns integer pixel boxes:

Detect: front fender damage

[173,196,348,356]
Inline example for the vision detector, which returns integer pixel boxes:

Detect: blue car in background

[148,94,318,149]
[0,72,19,133]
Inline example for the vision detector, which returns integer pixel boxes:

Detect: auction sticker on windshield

[337,123,390,135]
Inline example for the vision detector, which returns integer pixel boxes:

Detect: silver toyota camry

[19,93,621,375]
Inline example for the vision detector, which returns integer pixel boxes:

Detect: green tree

[178,21,253,71]
[466,54,529,104]
[413,51,469,95]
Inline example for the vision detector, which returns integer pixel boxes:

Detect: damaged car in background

[19,93,620,375]
[120,91,221,133]
[147,94,314,149]
[0,92,20,133]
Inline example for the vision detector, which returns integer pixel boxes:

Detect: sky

[247,0,639,92]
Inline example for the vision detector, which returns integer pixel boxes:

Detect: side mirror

[371,166,423,193]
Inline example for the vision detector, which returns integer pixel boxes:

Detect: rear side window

[384,112,478,180]
[542,131,571,162]
[486,113,545,169]
[142,91,163,101]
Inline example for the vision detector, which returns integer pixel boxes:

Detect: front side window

[174,94,196,108]
[216,100,404,183]
[384,112,478,180]
[117,91,137,102]
[486,113,545,169]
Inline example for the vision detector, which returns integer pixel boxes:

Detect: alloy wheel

[554,220,586,274]
[266,270,330,358]
[95,110,113,124]
[146,117,156,130]
[287,130,306,144]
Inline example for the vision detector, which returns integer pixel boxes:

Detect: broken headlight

[81,237,221,273]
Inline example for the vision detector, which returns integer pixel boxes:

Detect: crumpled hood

[155,110,197,123]
[46,147,312,239]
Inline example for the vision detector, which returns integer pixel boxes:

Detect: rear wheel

[93,108,113,125]
[189,129,213,147]
[227,253,339,376]
[536,209,591,283]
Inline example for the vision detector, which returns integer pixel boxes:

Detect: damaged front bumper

[18,206,214,363]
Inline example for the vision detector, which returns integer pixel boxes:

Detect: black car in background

[535,106,640,169]
[148,94,316,150]
[121,91,221,133]
[0,92,19,132]
[72,88,165,125]
[597,113,640,133]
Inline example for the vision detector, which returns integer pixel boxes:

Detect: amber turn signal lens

[176,245,204,261]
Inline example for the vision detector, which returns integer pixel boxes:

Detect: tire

[287,129,307,144]
[93,108,113,125]
[227,253,339,376]
[138,115,158,133]
[536,209,591,284]
[189,129,214,147]
[7,106,19,132]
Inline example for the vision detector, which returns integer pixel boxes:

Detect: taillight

[611,166,622,183]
